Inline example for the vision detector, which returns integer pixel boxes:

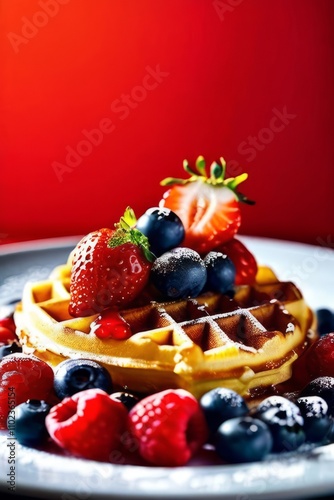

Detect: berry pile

[134,157,257,298]
[67,157,258,340]
[1,348,334,466]
[1,296,333,466]
[1,293,334,466]
[75,205,258,339]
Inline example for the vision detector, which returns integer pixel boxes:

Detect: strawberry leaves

[109,207,155,263]
[161,156,255,205]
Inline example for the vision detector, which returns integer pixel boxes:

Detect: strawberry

[45,388,128,462]
[128,388,208,466]
[69,208,154,317]
[215,237,258,285]
[159,156,254,254]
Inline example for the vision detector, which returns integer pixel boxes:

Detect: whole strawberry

[69,208,154,317]
[160,156,254,254]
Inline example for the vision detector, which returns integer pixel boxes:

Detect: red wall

[1,0,333,246]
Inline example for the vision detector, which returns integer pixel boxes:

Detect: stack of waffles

[15,263,314,398]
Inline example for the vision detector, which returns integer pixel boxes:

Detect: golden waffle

[15,264,314,398]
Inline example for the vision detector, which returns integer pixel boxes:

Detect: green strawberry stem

[109,207,155,262]
[161,156,255,205]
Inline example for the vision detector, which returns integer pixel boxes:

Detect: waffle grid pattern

[16,265,314,397]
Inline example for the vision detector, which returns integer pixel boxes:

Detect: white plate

[1,236,334,500]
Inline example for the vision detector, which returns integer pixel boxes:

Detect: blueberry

[110,391,139,411]
[296,396,332,443]
[253,396,305,452]
[200,387,249,434]
[299,376,334,417]
[136,207,185,257]
[12,400,50,447]
[203,251,236,294]
[150,247,207,299]
[0,341,22,359]
[214,416,273,463]
[316,308,334,336]
[54,359,113,399]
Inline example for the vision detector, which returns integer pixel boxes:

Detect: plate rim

[0,235,83,256]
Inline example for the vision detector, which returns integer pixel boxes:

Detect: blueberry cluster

[9,358,139,447]
[200,384,334,464]
[136,207,236,299]
[150,247,236,300]
[9,353,334,465]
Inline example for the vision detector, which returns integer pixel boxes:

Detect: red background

[1,0,333,246]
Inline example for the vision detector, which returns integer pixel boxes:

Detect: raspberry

[0,317,17,345]
[0,353,54,429]
[45,388,128,462]
[305,333,334,380]
[0,317,16,333]
[128,388,208,466]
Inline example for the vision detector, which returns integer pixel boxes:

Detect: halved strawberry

[69,208,154,318]
[159,156,254,254]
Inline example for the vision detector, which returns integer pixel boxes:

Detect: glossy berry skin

[128,388,208,466]
[90,310,132,340]
[296,396,332,443]
[54,359,113,400]
[136,207,185,257]
[0,316,17,345]
[69,225,152,317]
[161,181,241,254]
[215,238,258,285]
[45,388,128,462]
[316,308,334,336]
[215,416,273,463]
[13,400,51,447]
[203,251,236,294]
[299,377,334,417]
[200,387,249,434]
[303,333,334,380]
[253,396,305,452]
[159,156,254,255]
[0,354,54,429]
[110,391,139,411]
[150,247,207,299]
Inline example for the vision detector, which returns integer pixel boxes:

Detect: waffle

[15,264,314,398]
